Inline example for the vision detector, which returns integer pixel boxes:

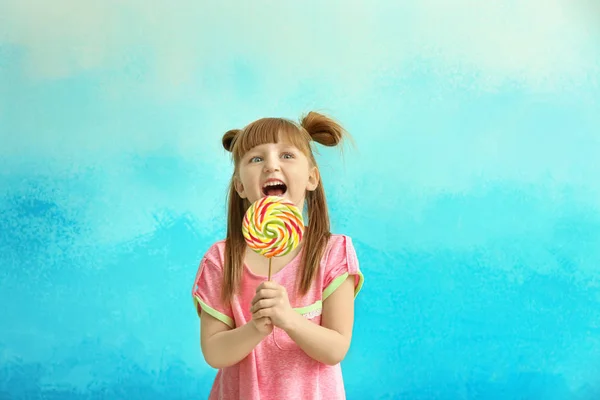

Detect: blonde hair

[220,111,349,303]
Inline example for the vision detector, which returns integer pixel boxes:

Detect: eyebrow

[279,145,298,152]
[244,144,297,158]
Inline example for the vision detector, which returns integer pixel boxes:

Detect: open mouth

[262,180,288,197]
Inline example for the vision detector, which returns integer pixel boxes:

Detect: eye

[281,152,295,159]
[249,156,263,163]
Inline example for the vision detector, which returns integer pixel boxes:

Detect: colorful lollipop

[242,196,304,280]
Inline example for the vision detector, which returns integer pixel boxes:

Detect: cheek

[237,168,252,182]
[239,172,260,192]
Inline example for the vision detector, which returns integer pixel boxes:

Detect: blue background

[2,1,600,399]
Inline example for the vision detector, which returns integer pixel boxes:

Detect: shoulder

[322,234,357,264]
[327,234,354,248]
[192,239,227,291]
[321,234,363,299]
[199,239,227,271]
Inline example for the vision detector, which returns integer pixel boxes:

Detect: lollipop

[242,196,304,280]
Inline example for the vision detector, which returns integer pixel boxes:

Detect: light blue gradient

[1,1,600,399]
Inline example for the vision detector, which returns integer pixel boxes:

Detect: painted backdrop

[1,1,600,399]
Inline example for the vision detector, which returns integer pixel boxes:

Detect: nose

[263,156,280,172]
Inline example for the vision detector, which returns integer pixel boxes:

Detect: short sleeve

[191,245,234,328]
[322,235,365,301]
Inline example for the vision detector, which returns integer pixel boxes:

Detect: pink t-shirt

[192,234,364,400]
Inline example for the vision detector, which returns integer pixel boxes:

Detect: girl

[192,111,364,399]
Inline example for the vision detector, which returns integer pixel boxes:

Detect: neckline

[243,245,305,279]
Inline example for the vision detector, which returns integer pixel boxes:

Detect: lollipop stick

[267,258,272,281]
[267,258,274,337]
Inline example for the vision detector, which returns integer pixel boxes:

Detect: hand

[250,281,297,331]
[251,315,273,336]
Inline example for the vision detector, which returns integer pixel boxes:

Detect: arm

[285,276,355,365]
[200,310,270,369]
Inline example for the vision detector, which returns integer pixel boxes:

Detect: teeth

[263,181,285,188]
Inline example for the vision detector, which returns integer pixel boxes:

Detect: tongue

[266,187,284,196]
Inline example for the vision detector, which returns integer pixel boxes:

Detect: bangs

[232,118,312,163]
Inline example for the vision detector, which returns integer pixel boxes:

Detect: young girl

[191,111,364,399]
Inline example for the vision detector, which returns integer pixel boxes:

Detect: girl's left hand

[250,281,296,331]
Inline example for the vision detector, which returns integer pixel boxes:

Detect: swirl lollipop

[242,195,304,280]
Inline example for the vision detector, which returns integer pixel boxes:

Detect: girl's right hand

[251,316,273,336]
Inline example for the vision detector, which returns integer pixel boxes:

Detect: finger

[255,282,267,293]
[251,289,278,305]
[253,308,271,320]
[259,288,279,299]
[251,298,276,313]
[256,281,277,292]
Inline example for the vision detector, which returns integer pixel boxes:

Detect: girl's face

[234,138,319,209]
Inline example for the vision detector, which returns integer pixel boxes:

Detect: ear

[307,166,320,191]
[234,176,247,199]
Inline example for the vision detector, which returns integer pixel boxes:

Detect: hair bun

[222,129,241,152]
[300,111,344,147]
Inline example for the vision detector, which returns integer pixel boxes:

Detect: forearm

[203,322,268,369]
[284,313,350,366]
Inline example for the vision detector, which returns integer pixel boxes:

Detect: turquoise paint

[2,3,600,398]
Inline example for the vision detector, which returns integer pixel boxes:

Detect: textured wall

[2,1,600,399]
